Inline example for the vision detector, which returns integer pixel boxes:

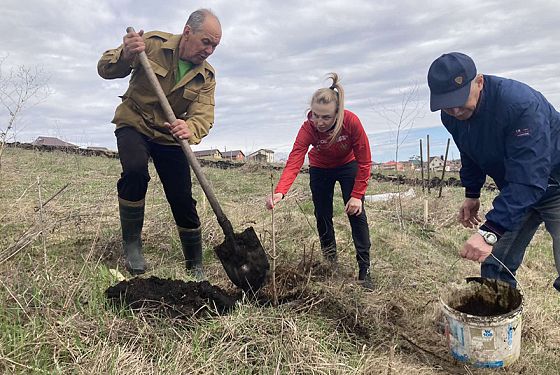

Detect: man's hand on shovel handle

[165,119,193,140]
[122,29,145,62]
[460,232,492,263]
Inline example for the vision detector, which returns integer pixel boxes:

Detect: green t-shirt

[176,59,193,83]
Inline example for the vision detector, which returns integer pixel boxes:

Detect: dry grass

[0,147,559,374]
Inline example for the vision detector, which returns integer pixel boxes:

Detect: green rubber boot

[119,199,146,275]
[178,226,204,281]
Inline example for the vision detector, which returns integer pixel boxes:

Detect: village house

[429,155,445,171]
[31,136,78,148]
[380,160,405,172]
[400,159,422,171]
[222,150,245,161]
[193,149,222,159]
[371,162,382,171]
[445,159,462,172]
[247,149,274,163]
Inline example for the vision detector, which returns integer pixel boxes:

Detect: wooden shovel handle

[125,27,234,236]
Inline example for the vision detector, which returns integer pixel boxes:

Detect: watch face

[478,229,497,245]
[484,232,497,245]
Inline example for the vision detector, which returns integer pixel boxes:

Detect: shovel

[126,27,269,291]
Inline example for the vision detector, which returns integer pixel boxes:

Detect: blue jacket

[442,75,560,234]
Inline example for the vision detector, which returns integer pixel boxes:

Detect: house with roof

[400,160,422,171]
[380,160,404,171]
[444,159,461,172]
[31,136,78,148]
[429,155,445,171]
[193,149,222,159]
[222,150,245,161]
[371,162,383,171]
[247,149,274,163]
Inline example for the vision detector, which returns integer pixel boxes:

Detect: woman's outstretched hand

[266,193,284,209]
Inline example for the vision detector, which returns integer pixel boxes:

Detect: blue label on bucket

[474,360,504,368]
[452,351,505,368]
[482,329,493,338]
[508,324,513,347]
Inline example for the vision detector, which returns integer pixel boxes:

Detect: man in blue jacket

[427,52,560,292]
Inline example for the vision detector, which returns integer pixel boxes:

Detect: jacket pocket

[182,88,199,102]
[149,59,168,78]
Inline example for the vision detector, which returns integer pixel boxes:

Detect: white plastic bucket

[440,277,523,368]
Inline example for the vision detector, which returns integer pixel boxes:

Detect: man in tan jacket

[98,9,221,279]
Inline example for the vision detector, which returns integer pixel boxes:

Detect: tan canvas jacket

[98,31,216,145]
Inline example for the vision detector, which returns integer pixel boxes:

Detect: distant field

[0,147,558,374]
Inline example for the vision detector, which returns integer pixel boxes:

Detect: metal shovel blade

[214,226,269,291]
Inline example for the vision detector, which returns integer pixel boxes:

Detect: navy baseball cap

[427,52,477,112]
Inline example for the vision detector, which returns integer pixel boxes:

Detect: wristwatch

[478,229,498,245]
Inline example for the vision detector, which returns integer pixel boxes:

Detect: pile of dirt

[104,260,379,334]
[105,276,239,318]
[104,263,312,318]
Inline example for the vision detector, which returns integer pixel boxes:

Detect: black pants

[309,161,371,269]
[115,127,200,229]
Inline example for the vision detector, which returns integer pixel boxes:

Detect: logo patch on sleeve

[513,128,530,137]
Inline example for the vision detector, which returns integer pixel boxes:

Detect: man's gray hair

[186,9,219,33]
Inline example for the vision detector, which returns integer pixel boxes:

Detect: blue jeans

[481,185,560,292]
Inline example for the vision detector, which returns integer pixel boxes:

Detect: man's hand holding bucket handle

[460,233,492,262]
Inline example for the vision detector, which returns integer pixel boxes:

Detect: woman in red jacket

[266,73,373,289]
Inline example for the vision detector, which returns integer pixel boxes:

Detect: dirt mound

[105,276,239,318]
[104,263,310,318]
[104,261,376,337]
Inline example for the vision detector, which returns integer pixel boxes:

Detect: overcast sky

[1,0,559,162]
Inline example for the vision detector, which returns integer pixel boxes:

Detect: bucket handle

[446,253,524,294]
[489,253,524,294]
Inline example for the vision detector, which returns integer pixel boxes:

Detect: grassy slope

[0,147,559,374]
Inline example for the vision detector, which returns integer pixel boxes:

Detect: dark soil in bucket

[105,276,239,318]
[453,294,511,316]
[214,226,270,292]
[448,277,523,317]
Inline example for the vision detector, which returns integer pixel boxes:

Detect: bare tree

[373,83,424,227]
[0,56,50,170]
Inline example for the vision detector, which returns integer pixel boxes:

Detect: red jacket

[275,110,372,199]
